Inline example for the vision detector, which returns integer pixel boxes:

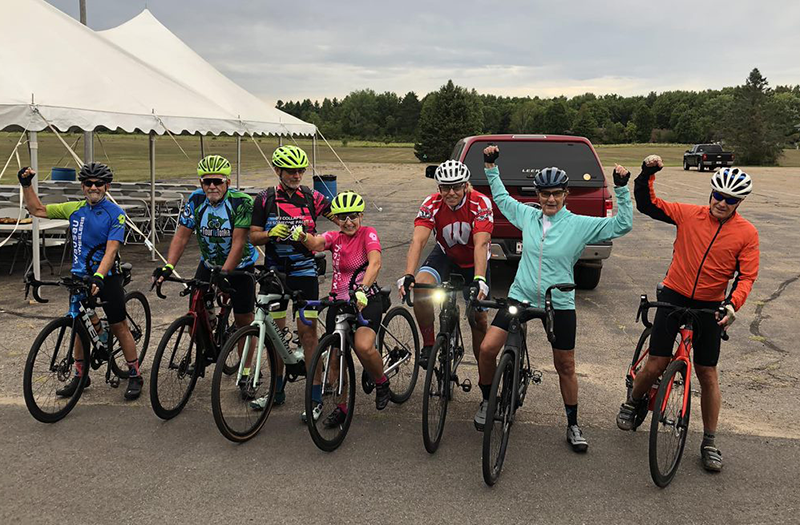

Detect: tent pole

[312,134,317,176]
[236,135,242,189]
[149,132,156,262]
[199,134,205,159]
[30,131,41,280]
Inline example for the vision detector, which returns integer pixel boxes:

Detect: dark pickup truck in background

[683,144,734,171]
[426,134,615,289]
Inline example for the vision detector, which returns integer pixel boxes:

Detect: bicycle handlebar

[153,265,255,299]
[402,275,467,308]
[25,271,106,308]
[636,295,729,341]
[298,292,368,328]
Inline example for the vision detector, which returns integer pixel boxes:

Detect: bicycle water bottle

[98,319,109,347]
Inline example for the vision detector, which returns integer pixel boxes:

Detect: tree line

[277,68,800,164]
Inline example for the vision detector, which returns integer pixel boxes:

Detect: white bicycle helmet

[711,168,753,198]
[434,160,470,185]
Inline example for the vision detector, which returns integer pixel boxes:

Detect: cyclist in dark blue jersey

[20,163,143,400]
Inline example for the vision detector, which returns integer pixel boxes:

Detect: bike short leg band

[417,267,442,284]
[270,310,288,320]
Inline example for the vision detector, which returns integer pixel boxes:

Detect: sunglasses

[439,183,466,194]
[201,178,227,187]
[711,191,741,205]
[336,212,361,223]
[82,180,107,188]
[538,189,567,199]
[282,168,306,175]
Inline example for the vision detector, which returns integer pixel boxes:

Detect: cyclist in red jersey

[398,160,493,378]
[616,155,760,473]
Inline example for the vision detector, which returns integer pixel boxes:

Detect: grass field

[0,132,797,182]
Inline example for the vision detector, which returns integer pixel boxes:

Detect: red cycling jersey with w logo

[414,189,493,268]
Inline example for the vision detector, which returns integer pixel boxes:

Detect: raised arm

[633,155,684,225]
[483,145,535,229]
[578,164,634,244]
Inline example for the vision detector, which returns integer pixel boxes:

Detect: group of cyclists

[18,139,759,474]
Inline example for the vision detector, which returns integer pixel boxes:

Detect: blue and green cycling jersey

[46,197,126,276]
[179,189,259,269]
[486,166,633,310]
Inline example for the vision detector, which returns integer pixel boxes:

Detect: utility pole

[80,0,93,164]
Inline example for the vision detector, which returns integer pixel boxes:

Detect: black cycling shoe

[418,345,432,370]
[56,375,89,398]
[124,375,143,400]
[323,407,347,429]
[375,379,391,410]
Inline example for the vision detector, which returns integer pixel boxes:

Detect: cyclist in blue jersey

[249,145,334,421]
[20,163,144,400]
[476,145,633,452]
[153,155,258,394]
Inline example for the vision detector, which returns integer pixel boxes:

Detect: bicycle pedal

[531,370,543,385]
[460,378,472,393]
[109,377,120,389]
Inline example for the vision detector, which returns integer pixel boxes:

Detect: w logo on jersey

[441,222,472,247]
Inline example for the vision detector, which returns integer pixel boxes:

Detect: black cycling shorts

[491,305,576,351]
[271,275,320,320]
[194,263,255,315]
[649,285,722,367]
[325,295,383,334]
[418,245,491,303]
[98,274,126,325]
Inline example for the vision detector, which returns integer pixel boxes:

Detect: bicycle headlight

[508,305,519,315]
[432,289,446,304]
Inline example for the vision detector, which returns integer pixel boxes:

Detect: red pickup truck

[427,134,615,289]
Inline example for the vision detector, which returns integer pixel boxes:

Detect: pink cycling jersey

[322,226,382,300]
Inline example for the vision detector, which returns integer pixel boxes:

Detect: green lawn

[0,132,796,182]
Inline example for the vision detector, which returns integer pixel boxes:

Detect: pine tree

[414,80,483,162]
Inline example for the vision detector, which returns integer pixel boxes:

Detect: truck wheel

[697,161,704,172]
[683,159,689,171]
[574,265,602,290]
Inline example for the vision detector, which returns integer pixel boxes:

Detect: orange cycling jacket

[633,168,759,311]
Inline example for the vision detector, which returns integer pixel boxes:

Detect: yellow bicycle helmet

[330,191,365,214]
[197,154,231,177]
[272,145,309,169]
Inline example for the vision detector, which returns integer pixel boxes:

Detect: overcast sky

[47,0,800,104]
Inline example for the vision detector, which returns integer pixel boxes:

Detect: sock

[75,361,84,377]
[702,431,716,446]
[479,383,490,400]
[276,376,284,392]
[565,404,578,427]
[421,325,435,347]
[126,359,140,378]
[376,374,388,385]
[337,402,348,415]
[242,367,251,377]
[312,384,322,403]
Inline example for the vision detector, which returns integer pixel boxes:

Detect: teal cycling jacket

[486,166,633,310]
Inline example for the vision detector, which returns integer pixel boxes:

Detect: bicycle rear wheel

[306,334,356,452]
[211,325,276,443]
[421,335,449,454]
[23,317,91,423]
[378,306,420,404]
[110,291,152,379]
[649,359,691,487]
[483,352,516,485]
[149,316,200,420]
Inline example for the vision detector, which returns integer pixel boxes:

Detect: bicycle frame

[322,310,358,398]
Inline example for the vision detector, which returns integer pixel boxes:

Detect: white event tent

[0,0,315,277]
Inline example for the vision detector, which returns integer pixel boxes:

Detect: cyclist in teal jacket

[476,144,633,452]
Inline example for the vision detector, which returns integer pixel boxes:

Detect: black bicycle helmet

[78,162,114,183]
[533,167,568,189]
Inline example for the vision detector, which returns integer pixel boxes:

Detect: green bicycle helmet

[197,154,231,177]
[330,191,365,214]
[272,145,309,169]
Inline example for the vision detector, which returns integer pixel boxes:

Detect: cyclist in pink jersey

[291,192,391,424]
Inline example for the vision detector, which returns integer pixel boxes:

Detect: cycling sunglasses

[201,177,226,187]
[82,180,107,188]
[438,183,466,194]
[711,191,741,205]
[538,189,567,199]
[282,168,306,175]
[336,212,361,223]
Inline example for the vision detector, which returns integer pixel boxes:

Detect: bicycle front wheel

[483,352,516,486]
[378,306,420,404]
[421,335,449,454]
[149,316,200,420]
[306,334,356,452]
[110,291,152,379]
[649,359,691,487]
[23,317,91,423]
[211,325,276,443]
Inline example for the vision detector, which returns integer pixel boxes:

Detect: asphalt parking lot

[1,161,798,523]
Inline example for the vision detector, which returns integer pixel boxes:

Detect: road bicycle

[624,293,728,487]
[474,283,574,485]
[22,263,152,423]
[149,266,240,420]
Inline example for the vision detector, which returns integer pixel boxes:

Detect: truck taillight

[702,153,707,160]
[605,199,613,217]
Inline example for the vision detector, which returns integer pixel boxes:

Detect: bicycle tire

[421,335,449,454]
[649,359,691,487]
[306,334,356,452]
[23,317,91,423]
[215,304,238,375]
[211,325,276,443]
[483,352,516,486]
[110,291,152,379]
[149,315,200,420]
[378,306,420,404]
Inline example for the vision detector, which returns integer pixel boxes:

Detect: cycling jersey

[322,226,382,300]
[634,171,759,310]
[252,184,331,278]
[46,197,125,276]
[486,166,633,310]
[414,189,493,268]
[178,189,258,269]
